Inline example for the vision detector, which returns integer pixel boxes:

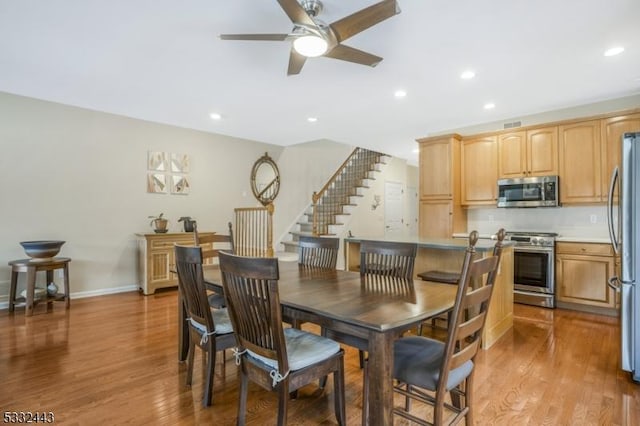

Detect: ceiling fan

[220,0,401,75]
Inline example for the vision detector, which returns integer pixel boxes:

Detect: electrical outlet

[590,214,597,224]
[488,214,495,222]
[58,269,65,278]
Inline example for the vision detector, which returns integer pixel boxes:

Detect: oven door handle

[513,246,554,253]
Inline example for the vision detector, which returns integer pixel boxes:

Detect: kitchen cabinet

[601,113,640,199]
[555,242,616,315]
[558,120,602,204]
[461,135,498,205]
[498,127,558,179]
[419,200,465,239]
[136,232,214,295]
[417,135,466,238]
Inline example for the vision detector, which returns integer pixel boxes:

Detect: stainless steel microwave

[497,176,559,208]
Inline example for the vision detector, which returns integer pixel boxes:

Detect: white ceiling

[1,0,639,165]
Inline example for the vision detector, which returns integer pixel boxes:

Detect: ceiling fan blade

[277,0,316,26]
[329,0,400,43]
[220,33,289,41]
[324,44,383,67]
[287,47,307,75]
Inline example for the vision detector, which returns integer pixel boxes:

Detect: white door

[407,186,418,235]
[385,181,404,238]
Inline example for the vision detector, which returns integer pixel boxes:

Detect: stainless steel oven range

[507,231,557,308]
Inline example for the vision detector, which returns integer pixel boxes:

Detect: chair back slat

[234,205,274,257]
[218,252,288,370]
[175,245,214,331]
[437,229,506,394]
[298,235,339,269]
[360,240,417,279]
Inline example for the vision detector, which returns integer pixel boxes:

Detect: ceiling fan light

[293,35,328,57]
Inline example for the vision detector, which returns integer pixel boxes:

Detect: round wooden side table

[8,257,71,317]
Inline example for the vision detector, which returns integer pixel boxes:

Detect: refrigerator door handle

[607,166,620,254]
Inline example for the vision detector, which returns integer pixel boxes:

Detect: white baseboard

[0,284,140,310]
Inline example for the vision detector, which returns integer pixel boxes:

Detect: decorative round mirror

[251,152,280,206]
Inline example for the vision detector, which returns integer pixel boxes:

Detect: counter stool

[8,257,71,317]
[417,270,460,335]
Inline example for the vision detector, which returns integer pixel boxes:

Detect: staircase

[282,148,389,254]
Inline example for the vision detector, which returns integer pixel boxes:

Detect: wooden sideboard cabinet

[555,242,617,315]
[136,232,214,295]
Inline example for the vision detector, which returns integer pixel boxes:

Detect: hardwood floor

[1,291,638,425]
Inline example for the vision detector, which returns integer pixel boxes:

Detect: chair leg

[203,344,215,406]
[238,370,249,425]
[277,382,290,426]
[465,375,474,426]
[405,383,411,411]
[434,390,445,425]
[186,338,196,386]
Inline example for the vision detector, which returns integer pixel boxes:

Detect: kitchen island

[344,236,515,349]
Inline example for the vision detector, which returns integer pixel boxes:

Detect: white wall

[433,94,640,137]
[345,157,419,239]
[272,139,355,244]
[0,92,419,302]
[0,92,281,300]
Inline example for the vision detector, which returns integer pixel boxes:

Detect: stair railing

[311,148,383,236]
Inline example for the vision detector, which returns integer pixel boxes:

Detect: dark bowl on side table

[20,240,66,261]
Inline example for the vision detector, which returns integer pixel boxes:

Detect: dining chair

[298,235,339,269]
[287,235,340,329]
[382,229,505,425]
[193,222,234,308]
[174,244,236,407]
[357,240,418,366]
[359,240,417,279]
[218,251,346,426]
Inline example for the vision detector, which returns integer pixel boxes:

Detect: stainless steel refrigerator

[607,131,640,382]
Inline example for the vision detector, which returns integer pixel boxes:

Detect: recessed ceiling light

[460,70,476,80]
[484,103,495,110]
[604,46,624,56]
[412,148,420,154]
[210,112,222,120]
[307,117,318,123]
[394,90,407,98]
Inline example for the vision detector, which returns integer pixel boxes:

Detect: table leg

[63,263,70,309]
[366,331,394,426]
[25,266,36,317]
[9,270,18,313]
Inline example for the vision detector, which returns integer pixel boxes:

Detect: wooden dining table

[178,261,458,425]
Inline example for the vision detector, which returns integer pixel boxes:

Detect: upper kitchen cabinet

[498,127,558,179]
[461,136,498,205]
[417,134,466,238]
[418,134,461,200]
[601,113,640,198]
[559,119,602,204]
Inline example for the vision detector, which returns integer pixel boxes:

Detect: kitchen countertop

[344,236,514,252]
[453,232,612,244]
[555,236,612,244]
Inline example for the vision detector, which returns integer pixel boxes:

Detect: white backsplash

[467,205,609,238]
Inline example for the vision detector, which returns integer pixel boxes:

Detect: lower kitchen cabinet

[555,242,617,315]
[136,232,214,295]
